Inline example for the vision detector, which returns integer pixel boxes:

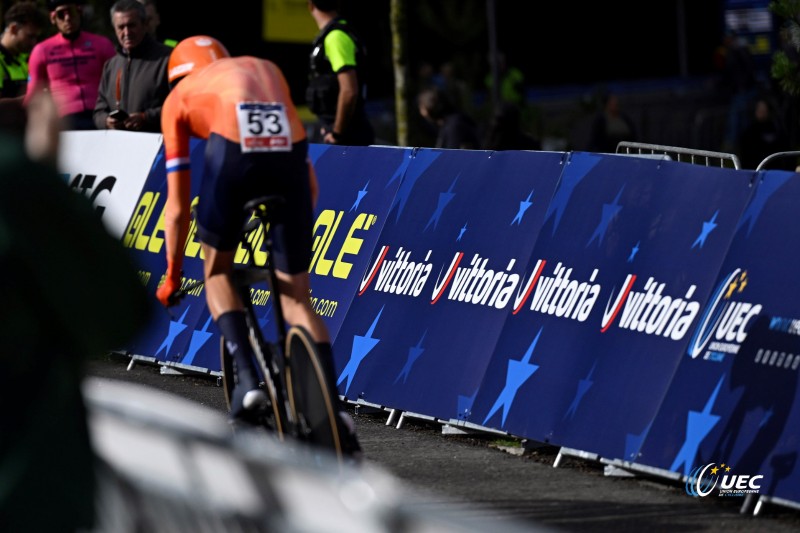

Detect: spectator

[440,61,474,119]
[307,0,374,145]
[717,32,759,152]
[417,85,479,150]
[485,51,525,107]
[93,0,171,132]
[588,91,637,153]
[738,97,791,170]
[0,1,47,133]
[483,101,540,151]
[137,0,176,48]
[25,0,116,130]
[0,1,47,99]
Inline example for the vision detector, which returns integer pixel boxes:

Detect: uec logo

[685,462,763,497]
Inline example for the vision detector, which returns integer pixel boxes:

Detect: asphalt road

[86,352,800,532]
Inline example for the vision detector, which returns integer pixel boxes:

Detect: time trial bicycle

[169,196,352,462]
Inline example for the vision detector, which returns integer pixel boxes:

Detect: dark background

[149,1,728,105]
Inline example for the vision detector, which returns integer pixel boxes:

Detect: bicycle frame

[167,197,349,459]
[232,200,298,436]
[238,209,289,350]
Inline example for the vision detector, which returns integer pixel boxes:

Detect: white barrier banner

[59,131,162,239]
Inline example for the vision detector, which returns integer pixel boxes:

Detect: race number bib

[236,102,292,152]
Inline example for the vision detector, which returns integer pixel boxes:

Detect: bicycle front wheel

[284,326,342,458]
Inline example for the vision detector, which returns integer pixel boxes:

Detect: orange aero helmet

[168,35,230,85]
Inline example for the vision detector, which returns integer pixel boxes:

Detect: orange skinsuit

[161,56,307,165]
[159,56,314,281]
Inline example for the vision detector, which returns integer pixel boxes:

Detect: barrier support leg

[386,409,400,427]
[740,493,757,515]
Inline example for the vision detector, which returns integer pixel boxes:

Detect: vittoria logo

[600,276,700,339]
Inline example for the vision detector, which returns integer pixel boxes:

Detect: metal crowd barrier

[616,141,741,169]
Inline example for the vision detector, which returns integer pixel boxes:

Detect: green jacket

[0,44,29,98]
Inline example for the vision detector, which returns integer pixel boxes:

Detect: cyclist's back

[161,56,306,150]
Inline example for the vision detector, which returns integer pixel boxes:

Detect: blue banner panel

[469,153,755,460]
[307,144,409,341]
[123,138,213,368]
[124,142,407,372]
[636,170,800,503]
[331,149,564,418]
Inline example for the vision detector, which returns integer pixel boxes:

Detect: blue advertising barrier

[122,137,211,369]
[331,148,564,417]
[122,142,408,372]
[468,152,755,460]
[306,144,409,341]
[635,169,800,503]
[89,133,798,509]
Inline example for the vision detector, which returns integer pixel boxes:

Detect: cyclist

[155,36,360,456]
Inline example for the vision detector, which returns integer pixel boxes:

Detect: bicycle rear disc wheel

[284,326,342,458]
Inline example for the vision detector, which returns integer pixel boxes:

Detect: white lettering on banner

[358,247,705,341]
[687,268,763,361]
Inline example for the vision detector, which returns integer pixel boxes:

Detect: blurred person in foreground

[306,0,374,145]
[25,0,116,130]
[0,88,149,531]
[93,0,171,132]
[155,36,362,457]
[0,1,48,133]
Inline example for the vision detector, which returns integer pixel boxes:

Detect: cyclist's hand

[156,272,181,307]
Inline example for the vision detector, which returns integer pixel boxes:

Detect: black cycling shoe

[229,364,268,423]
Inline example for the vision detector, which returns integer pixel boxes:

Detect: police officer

[0,2,46,100]
[307,0,374,146]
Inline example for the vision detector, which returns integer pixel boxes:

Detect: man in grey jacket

[93,0,170,132]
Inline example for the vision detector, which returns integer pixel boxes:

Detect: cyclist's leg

[196,134,268,421]
[268,139,361,456]
[202,244,268,419]
[277,270,362,457]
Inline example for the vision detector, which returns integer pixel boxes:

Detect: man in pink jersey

[25,0,115,130]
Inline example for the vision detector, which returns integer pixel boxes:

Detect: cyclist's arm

[163,159,191,280]
[160,97,192,289]
[308,159,318,209]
